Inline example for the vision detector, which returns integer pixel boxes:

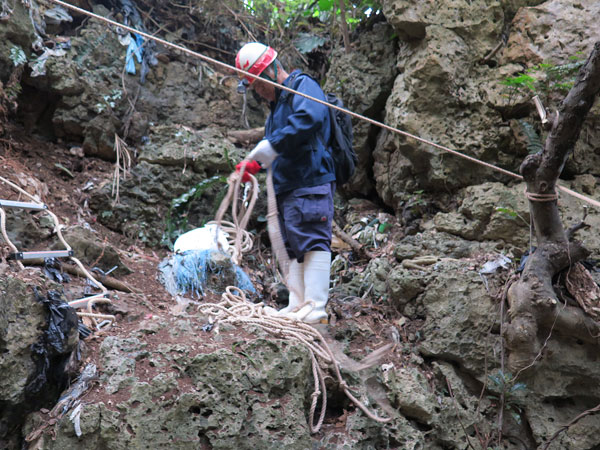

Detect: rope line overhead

[45,0,600,210]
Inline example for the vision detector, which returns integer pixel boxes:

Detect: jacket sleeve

[267,76,329,156]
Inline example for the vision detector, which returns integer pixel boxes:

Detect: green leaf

[495,207,518,218]
[510,382,527,393]
[500,74,537,92]
[318,0,334,11]
[510,410,522,425]
[294,32,328,54]
[9,46,27,66]
[378,222,391,233]
[54,163,75,178]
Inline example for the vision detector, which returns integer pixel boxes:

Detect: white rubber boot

[286,251,331,324]
[263,259,304,316]
[279,259,304,315]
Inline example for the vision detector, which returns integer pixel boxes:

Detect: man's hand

[248,139,278,168]
[235,160,261,183]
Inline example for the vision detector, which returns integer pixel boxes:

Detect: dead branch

[446,378,478,450]
[480,41,505,64]
[332,220,375,260]
[338,0,351,53]
[23,259,140,293]
[542,403,600,450]
[226,127,265,146]
[521,41,600,245]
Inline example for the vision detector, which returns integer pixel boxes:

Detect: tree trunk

[338,0,351,53]
[505,42,600,372]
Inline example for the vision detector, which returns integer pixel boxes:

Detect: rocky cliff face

[376,0,600,209]
[1,0,599,449]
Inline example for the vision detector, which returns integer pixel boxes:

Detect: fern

[518,120,544,154]
[162,175,227,248]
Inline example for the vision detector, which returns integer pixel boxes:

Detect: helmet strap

[260,61,278,83]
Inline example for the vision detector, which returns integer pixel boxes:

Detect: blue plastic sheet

[125,33,143,75]
[159,249,254,298]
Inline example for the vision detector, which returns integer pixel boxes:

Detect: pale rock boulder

[501,0,600,65]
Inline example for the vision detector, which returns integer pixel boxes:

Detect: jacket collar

[272,69,302,108]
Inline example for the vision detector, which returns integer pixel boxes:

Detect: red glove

[235,160,261,183]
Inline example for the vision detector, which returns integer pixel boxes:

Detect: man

[234,42,335,324]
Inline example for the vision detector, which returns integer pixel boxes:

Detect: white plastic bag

[173,224,230,253]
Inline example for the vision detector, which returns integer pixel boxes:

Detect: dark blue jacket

[266,70,335,195]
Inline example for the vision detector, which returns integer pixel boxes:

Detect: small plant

[518,119,543,154]
[495,206,529,227]
[95,89,123,114]
[4,46,26,103]
[501,54,585,105]
[4,78,22,100]
[9,46,27,67]
[240,0,381,50]
[487,370,527,424]
[161,175,227,249]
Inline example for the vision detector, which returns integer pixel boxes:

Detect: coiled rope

[210,164,258,265]
[202,167,391,430]
[198,285,392,432]
[41,0,600,211]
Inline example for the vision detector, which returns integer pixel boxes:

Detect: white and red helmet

[235,42,277,85]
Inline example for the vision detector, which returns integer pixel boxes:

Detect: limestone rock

[16,14,262,159]
[375,0,600,214]
[415,258,502,375]
[386,366,435,422]
[323,22,398,196]
[373,18,518,207]
[139,125,240,174]
[0,278,47,434]
[54,226,132,276]
[393,230,501,262]
[3,209,48,251]
[432,180,600,252]
[501,0,600,66]
[41,321,315,449]
[89,149,243,247]
[384,0,504,55]
[0,2,37,82]
[433,182,530,249]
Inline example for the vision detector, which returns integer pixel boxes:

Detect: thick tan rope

[211,165,258,264]
[197,286,392,432]
[265,167,291,281]
[200,171,392,429]
[0,175,114,329]
[42,0,600,211]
